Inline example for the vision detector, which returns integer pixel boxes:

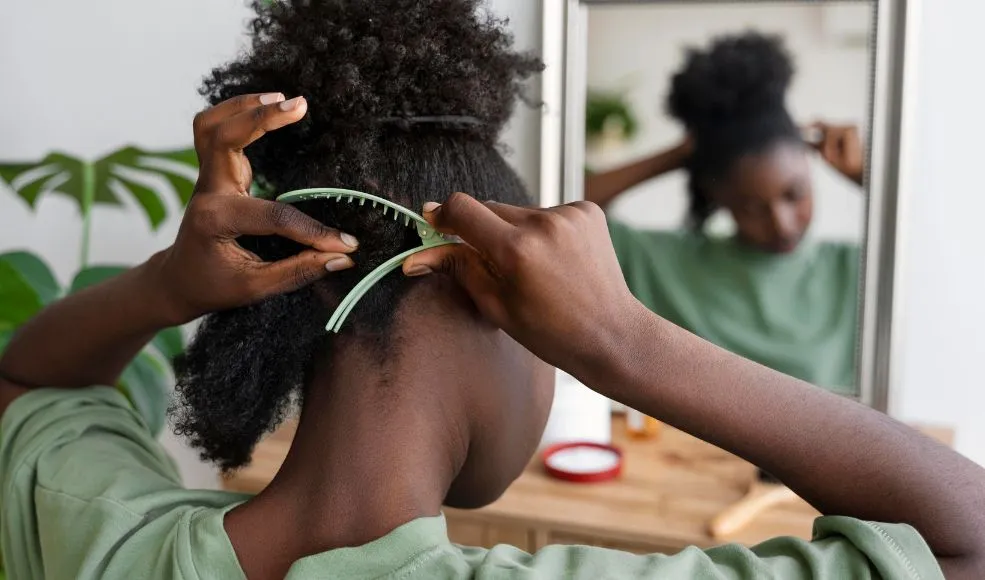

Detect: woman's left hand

[807,122,865,186]
[153,93,359,325]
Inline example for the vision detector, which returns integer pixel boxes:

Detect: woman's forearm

[584,146,687,209]
[582,305,985,567]
[0,252,173,389]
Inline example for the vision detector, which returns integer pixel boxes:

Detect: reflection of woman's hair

[668,32,800,229]
[170,0,542,471]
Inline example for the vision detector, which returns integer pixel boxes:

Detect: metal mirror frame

[539,0,921,412]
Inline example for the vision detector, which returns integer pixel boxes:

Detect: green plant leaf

[152,327,185,362]
[0,152,120,209]
[112,176,168,228]
[69,266,128,294]
[586,91,639,140]
[0,261,43,328]
[118,351,170,437]
[0,162,66,207]
[102,146,198,213]
[0,162,34,187]
[0,251,60,305]
[0,329,14,354]
[1,146,197,228]
[134,147,198,207]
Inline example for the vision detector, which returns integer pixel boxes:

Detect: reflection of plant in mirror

[0,146,199,439]
[586,91,639,143]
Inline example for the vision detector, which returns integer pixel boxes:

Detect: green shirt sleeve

[0,387,246,580]
[460,518,944,579]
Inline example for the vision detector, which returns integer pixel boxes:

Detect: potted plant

[586,90,639,152]
[0,146,198,436]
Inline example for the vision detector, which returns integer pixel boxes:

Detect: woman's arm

[584,138,692,209]
[0,93,357,408]
[404,194,985,578]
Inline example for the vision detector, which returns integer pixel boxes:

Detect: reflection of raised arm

[584,138,693,209]
[807,122,865,187]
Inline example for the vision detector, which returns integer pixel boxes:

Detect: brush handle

[708,483,799,539]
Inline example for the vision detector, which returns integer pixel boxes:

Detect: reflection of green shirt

[0,388,944,579]
[609,221,859,393]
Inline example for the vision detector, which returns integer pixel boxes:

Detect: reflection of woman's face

[713,141,814,254]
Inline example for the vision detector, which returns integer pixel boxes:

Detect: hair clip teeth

[275,187,456,333]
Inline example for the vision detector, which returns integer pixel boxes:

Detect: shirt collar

[285,515,450,579]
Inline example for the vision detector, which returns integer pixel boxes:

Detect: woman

[586,33,866,392]
[1,2,981,578]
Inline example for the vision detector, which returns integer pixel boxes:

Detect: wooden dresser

[223,416,952,555]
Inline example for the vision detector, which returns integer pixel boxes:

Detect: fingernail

[406,265,433,277]
[325,256,354,272]
[259,93,285,105]
[422,202,441,213]
[340,232,359,249]
[279,96,304,111]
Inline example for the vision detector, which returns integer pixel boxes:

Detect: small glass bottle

[626,409,661,439]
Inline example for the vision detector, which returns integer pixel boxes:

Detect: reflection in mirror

[582,2,874,397]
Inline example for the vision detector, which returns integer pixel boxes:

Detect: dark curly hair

[667,31,801,229]
[170,0,542,472]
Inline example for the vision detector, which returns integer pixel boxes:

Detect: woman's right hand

[402,193,643,374]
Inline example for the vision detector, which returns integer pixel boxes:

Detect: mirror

[542,0,914,409]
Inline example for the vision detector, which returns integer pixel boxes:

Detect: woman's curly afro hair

[667,31,802,229]
[170,0,542,472]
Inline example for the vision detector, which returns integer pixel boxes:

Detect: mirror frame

[539,0,921,412]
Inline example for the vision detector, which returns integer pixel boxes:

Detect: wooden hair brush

[708,469,798,539]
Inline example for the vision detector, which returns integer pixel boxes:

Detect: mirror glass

[581,1,874,397]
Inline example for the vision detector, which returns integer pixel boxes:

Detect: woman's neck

[225,334,470,578]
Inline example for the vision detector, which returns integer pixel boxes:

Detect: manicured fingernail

[340,232,359,249]
[259,93,285,105]
[279,96,304,111]
[422,202,441,213]
[406,265,433,277]
[325,256,354,272]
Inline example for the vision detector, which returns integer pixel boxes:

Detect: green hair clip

[275,188,455,333]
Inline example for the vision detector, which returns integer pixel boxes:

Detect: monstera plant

[0,146,199,436]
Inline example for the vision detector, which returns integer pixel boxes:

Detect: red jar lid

[541,442,623,483]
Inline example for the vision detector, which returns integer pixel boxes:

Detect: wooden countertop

[224,415,953,552]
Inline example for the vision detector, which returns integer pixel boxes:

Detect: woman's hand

[807,122,865,186]
[402,193,641,374]
[152,93,358,325]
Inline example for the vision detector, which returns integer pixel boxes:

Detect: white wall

[0,0,543,488]
[586,3,870,242]
[896,0,985,465]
